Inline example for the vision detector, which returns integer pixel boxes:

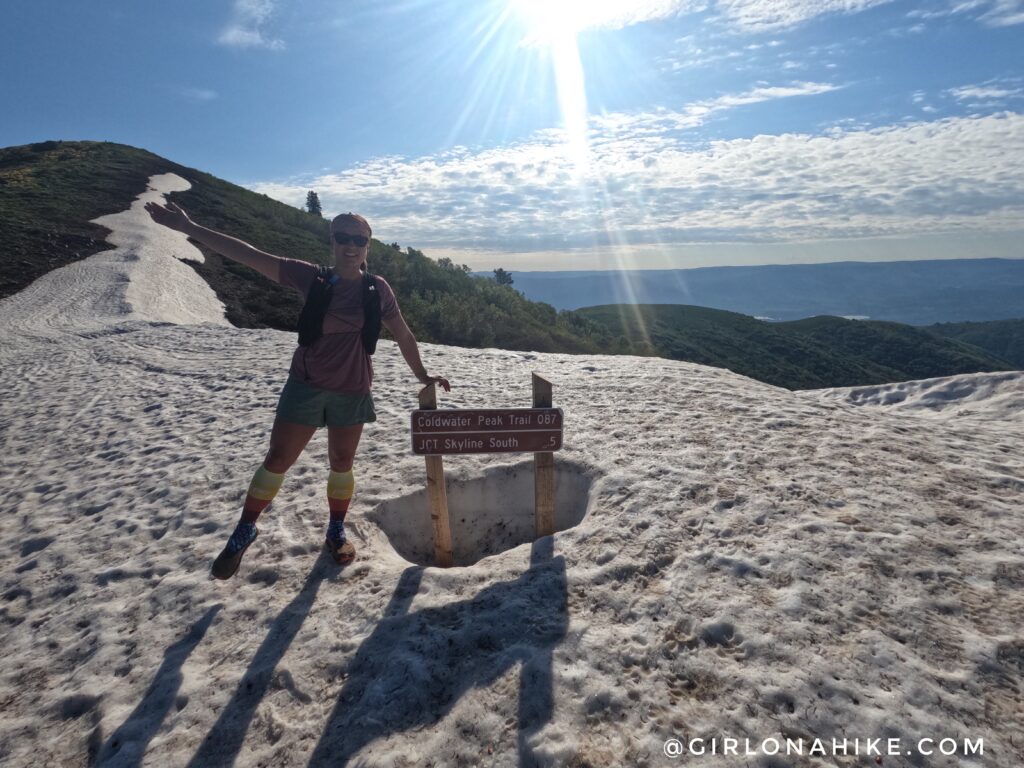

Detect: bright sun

[510,0,593,168]
[509,0,619,44]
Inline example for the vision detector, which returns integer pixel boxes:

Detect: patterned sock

[225,521,258,554]
[240,465,286,524]
[327,469,355,523]
[326,520,346,544]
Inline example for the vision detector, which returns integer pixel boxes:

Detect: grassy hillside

[0,141,176,297]
[577,304,1012,389]
[926,319,1024,369]
[0,140,617,354]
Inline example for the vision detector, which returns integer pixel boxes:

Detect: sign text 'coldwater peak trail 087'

[410,408,564,455]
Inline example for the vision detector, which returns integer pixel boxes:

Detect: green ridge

[576,304,1014,389]
[925,319,1024,368]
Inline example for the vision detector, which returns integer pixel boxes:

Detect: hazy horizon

[442,239,1024,273]
[468,255,1024,275]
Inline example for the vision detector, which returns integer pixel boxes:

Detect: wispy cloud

[908,0,1024,26]
[651,0,1023,33]
[178,87,218,103]
[662,30,850,73]
[592,82,840,138]
[712,0,894,31]
[910,89,939,113]
[948,80,1024,103]
[693,80,839,112]
[218,0,285,50]
[526,0,895,34]
[663,35,743,71]
[971,0,1024,26]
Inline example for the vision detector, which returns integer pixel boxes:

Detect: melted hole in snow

[369,460,595,567]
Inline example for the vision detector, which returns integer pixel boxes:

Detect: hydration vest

[297,265,382,354]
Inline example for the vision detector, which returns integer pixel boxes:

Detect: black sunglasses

[333,232,369,247]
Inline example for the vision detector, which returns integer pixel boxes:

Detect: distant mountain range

[500,259,1024,325]
[2,140,1021,391]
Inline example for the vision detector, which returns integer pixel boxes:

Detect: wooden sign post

[412,375,563,567]
[418,383,454,568]
[533,374,555,537]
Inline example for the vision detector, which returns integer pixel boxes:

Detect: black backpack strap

[361,271,382,355]
[297,265,335,348]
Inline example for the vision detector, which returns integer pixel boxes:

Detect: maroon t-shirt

[277,258,401,394]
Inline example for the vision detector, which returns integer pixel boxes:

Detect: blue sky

[2,0,1023,271]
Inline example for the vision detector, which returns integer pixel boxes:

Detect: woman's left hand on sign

[420,375,451,392]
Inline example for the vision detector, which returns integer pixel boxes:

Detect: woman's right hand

[144,201,193,234]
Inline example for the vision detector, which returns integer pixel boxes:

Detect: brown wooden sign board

[411,408,564,456]
[415,376,558,565]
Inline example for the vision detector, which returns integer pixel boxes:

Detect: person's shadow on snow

[308,537,567,767]
[93,604,222,767]
[185,553,334,768]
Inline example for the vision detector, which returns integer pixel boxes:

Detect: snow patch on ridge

[0,173,228,339]
[96,173,228,327]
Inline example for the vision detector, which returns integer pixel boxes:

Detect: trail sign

[411,408,563,456]
[415,375,560,567]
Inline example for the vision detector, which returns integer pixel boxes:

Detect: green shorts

[275,376,377,428]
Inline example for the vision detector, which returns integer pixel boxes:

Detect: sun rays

[507,0,660,344]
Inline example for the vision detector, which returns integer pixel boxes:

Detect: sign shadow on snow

[307,536,568,767]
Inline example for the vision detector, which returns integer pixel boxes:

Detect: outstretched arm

[382,314,451,391]
[144,201,282,283]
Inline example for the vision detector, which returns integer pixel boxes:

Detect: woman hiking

[144,201,450,579]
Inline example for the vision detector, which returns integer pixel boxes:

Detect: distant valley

[499,259,1024,325]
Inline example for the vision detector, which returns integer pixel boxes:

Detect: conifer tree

[305,191,322,217]
[493,268,514,286]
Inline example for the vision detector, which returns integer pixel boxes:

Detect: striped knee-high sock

[240,465,286,524]
[327,469,355,523]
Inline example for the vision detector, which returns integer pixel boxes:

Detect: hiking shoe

[324,536,356,565]
[324,522,355,565]
[211,522,258,580]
